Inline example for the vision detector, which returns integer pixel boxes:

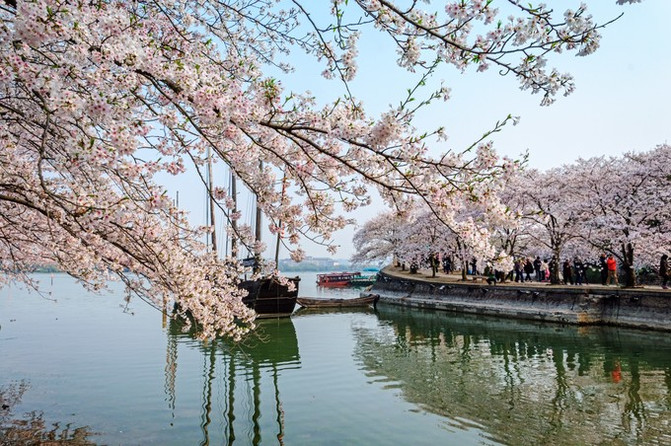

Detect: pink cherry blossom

[0,0,637,338]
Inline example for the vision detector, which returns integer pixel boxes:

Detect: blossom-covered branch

[0,0,631,337]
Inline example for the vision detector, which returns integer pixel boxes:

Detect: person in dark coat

[562,259,573,285]
[533,256,542,281]
[442,254,452,274]
[660,254,669,289]
[524,258,534,282]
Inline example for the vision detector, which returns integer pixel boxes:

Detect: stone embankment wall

[371,270,671,332]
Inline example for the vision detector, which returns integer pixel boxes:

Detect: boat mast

[274,170,288,266]
[230,170,238,259]
[253,161,263,274]
[273,224,281,267]
[206,147,217,255]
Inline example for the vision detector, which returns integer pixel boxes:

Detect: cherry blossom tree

[363,191,515,280]
[507,167,589,284]
[496,146,671,287]
[494,172,535,260]
[351,208,410,266]
[395,208,453,277]
[0,0,632,338]
[571,145,671,287]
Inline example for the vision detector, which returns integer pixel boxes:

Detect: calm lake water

[2,273,671,445]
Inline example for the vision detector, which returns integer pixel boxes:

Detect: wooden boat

[316,272,358,287]
[239,276,300,318]
[296,294,379,309]
[316,271,377,287]
[348,273,377,287]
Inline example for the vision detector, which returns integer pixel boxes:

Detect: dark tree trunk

[621,242,637,287]
[456,240,468,281]
[549,248,562,285]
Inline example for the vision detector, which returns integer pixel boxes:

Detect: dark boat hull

[239,276,300,318]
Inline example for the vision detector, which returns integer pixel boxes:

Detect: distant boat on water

[348,273,378,287]
[316,271,378,288]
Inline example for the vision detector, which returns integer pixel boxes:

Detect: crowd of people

[424,252,671,289]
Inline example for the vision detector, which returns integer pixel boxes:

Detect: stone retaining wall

[371,270,671,332]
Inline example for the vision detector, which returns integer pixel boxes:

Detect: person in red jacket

[606,254,618,286]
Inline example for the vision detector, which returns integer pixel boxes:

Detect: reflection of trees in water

[165,317,299,445]
[355,307,671,445]
[0,381,96,445]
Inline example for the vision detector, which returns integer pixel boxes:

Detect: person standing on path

[660,254,669,289]
[562,259,573,285]
[533,256,542,281]
[599,253,608,286]
[606,254,619,286]
[541,259,549,281]
[524,258,534,282]
[514,258,524,283]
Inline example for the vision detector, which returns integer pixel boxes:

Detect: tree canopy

[0,0,635,338]
[356,144,671,287]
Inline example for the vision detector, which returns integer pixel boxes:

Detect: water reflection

[0,381,96,445]
[166,317,300,445]
[354,306,671,445]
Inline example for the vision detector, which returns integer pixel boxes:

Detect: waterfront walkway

[381,265,671,293]
[371,266,671,332]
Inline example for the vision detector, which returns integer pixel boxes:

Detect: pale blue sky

[292,1,671,258]
[287,0,671,170]
[168,1,671,260]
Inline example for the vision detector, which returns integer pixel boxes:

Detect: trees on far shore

[570,147,671,286]
[353,144,671,286]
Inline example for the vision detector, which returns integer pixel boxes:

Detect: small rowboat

[296,294,379,309]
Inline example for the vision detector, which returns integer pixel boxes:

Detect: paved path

[383,266,670,293]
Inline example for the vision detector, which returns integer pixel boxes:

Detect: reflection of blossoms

[1,381,98,444]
